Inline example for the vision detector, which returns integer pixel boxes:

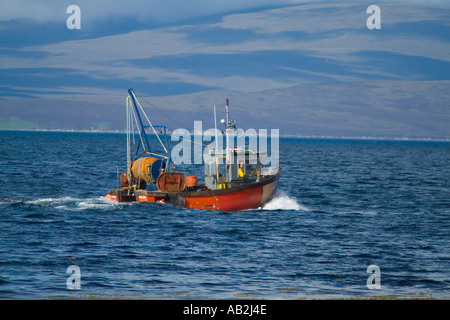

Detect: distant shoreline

[1,128,449,142]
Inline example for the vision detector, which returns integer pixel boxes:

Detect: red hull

[106,167,281,211]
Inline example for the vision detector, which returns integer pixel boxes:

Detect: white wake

[262,191,308,211]
[25,196,121,211]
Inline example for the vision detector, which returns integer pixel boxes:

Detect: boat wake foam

[262,191,308,211]
[22,196,123,211]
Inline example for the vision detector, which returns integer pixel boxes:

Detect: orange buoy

[185,176,197,187]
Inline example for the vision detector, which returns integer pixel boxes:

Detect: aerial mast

[226,98,230,131]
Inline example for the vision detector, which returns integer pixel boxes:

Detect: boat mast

[226,98,230,131]
[126,95,131,186]
[224,98,234,167]
[124,89,172,188]
[214,105,219,152]
[128,89,152,153]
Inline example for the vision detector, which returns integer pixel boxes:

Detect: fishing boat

[105,89,281,211]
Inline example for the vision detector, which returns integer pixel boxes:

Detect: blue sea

[0,131,449,299]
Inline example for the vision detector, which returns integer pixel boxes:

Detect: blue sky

[0,1,449,136]
[1,0,449,23]
[1,1,450,98]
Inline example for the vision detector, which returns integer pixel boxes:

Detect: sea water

[0,131,448,299]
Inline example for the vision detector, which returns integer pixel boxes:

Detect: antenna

[226,98,230,130]
[224,98,236,132]
[214,105,219,151]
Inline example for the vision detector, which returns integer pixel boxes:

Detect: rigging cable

[135,92,187,130]
[134,91,213,149]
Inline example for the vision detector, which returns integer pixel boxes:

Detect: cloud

[1,2,449,97]
[7,4,448,65]
[2,0,449,23]
[0,0,300,23]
